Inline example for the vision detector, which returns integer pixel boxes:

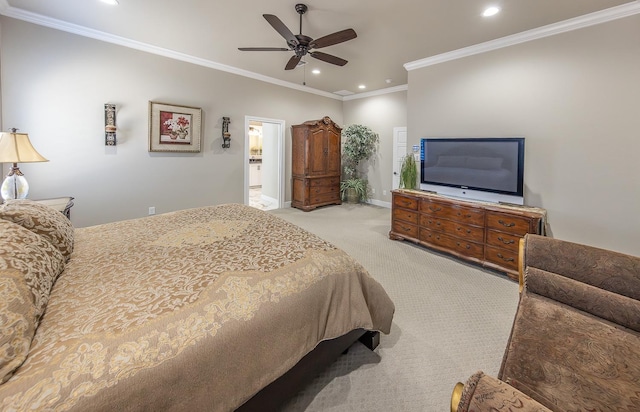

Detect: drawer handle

[401,200,412,206]
[497,253,515,262]
[498,219,515,228]
[457,212,472,218]
[457,227,472,234]
[429,206,442,212]
[497,237,515,245]
[401,225,411,232]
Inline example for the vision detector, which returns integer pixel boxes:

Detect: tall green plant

[342,124,379,180]
[399,153,418,189]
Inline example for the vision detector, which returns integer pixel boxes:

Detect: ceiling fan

[238,3,357,70]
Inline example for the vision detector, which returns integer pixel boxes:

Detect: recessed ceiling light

[482,6,500,17]
[385,79,392,84]
[100,0,119,5]
[312,69,320,75]
[358,85,366,89]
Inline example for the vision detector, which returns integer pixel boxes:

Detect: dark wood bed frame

[237,329,380,411]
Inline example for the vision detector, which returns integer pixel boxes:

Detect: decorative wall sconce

[222,116,231,148]
[105,103,117,146]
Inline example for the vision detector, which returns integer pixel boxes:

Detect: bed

[0,201,395,411]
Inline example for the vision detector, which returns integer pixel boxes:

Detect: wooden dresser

[291,116,342,211]
[389,189,546,280]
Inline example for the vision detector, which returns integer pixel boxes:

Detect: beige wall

[407,15,640,255]
[343,90,407,206]
[0,18,343,227]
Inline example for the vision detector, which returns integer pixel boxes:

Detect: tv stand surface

[389,189,546,280]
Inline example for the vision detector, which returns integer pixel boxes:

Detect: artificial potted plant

[399,153,418,190]
[340,124,379,203]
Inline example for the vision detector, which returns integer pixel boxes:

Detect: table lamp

[0,128,48,201]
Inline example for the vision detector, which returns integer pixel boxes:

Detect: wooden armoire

[291,116,342,211]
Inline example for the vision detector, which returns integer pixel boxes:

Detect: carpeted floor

[269,204,520,411]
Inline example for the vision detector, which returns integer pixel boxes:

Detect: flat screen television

[420,137,525,205]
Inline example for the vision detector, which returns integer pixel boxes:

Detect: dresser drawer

[310,177,340,187]
[486,212,532,236]
[310,192,340,204]
[394,208,419,225]
[392,220,419,239]
[486,229,521,252]
[419,229,484,260]
[419,215,484,243]
[393,193,419,210]
[420,200,485,226]
[485,245,519,271]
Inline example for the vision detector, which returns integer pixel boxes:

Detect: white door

[392,127,407,189]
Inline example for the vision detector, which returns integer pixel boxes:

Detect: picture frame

[149,101,202,152]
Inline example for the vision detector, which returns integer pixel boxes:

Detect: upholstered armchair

[451,234,640,412]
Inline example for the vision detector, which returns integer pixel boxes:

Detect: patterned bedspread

[0,204,394,411]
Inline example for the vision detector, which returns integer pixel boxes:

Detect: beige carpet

[269,204,520,411]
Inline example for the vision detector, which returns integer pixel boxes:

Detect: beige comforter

[0,204,394,411]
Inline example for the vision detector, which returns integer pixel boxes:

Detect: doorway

[392,127,408,189]
[244,116,285,210]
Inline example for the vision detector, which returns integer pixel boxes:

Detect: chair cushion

[0,219,66,383]
[500,293,640,411]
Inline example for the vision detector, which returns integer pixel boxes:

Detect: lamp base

[1,167,29,200]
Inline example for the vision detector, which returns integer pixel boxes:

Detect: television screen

[420,137,525,204]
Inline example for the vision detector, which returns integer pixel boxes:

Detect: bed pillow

[0,219,66,383]
[0,199,74,261]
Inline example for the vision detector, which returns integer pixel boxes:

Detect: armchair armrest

[451,371,552,412]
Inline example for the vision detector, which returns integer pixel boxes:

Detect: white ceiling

[2,0,636,98]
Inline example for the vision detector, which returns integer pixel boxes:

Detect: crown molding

[0,3,343,101]
[405,2,640,71]
[342,84,408,101]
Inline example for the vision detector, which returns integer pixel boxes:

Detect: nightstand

[34,197,74,219]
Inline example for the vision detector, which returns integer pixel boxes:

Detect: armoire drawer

[310,177,340,187]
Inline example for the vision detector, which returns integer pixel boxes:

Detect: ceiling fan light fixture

[482,6,500,17]
[239,4,356,71]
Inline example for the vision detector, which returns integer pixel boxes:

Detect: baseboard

[366,198,391,208]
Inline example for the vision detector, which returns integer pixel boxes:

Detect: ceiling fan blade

[238,47,290,51]
[309,51,348,66]
[263,14,299,47]
[310,29,357,49]
[285,55,302,70]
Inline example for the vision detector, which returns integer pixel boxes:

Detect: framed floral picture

[149,101,202,152]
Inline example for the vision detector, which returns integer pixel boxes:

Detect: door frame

[392,126,408,190]
[244,116,286,209]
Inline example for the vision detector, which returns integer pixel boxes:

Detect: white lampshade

[0,130,48,201]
